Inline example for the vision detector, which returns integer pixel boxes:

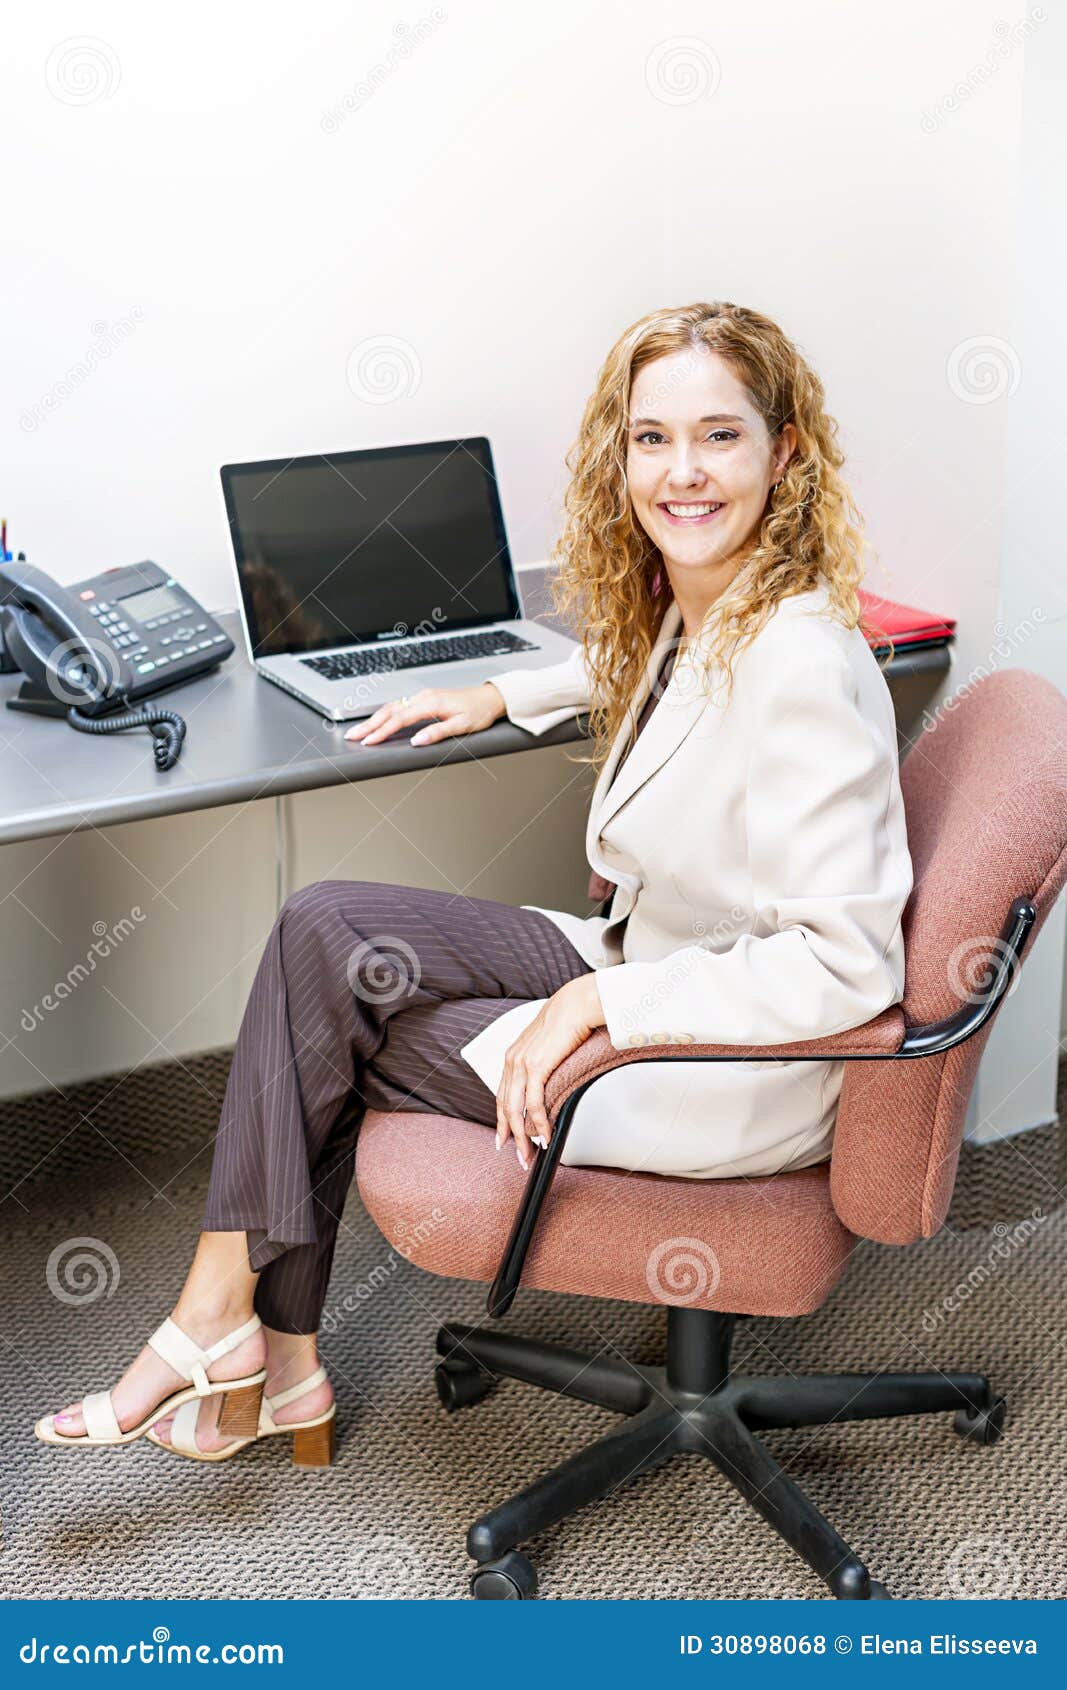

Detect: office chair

[356,668,1067,1599]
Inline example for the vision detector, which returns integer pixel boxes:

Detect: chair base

[435,1308,1005,1600]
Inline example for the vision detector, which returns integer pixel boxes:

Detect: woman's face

[625,347,795,578]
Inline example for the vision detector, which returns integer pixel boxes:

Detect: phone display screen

[120,584,186,624]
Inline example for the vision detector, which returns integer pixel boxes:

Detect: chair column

[666,1308,734,1395]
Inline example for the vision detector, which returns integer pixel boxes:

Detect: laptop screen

[221,437,520,659]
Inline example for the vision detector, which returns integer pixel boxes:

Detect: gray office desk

[0,598,952,848]
[0,612,593,847]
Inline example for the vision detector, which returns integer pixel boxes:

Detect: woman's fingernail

[411,732,427,746]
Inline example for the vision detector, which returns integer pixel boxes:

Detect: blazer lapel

[588,598,718,844]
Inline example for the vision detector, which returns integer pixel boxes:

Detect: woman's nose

[664,457,706,488]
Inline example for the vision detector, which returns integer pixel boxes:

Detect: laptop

[220,436,581,722]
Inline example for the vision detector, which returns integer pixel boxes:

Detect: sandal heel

[292,1415,335,1468]
[217,1380,264,1437]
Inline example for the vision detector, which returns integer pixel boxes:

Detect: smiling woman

[459,301,913,1175]
[32,301,912,1470]
[540,299,892,774]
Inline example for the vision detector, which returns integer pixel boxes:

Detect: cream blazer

[460,582,914,1180]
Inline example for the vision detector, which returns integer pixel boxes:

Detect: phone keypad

[82,588,229,682]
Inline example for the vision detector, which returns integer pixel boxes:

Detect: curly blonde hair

[548,300,894,769]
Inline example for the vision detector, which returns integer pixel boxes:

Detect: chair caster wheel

[869,1581,892,1599]
[953,1395,1006,1446]
[470,1550,538,1600]
[435,1358,497,1413]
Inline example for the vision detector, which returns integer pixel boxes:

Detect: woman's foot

[46,1300,265,1441]
[150,1330,333,1456]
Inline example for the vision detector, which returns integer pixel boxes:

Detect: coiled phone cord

[67,703,188,770]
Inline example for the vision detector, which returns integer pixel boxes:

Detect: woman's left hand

[496,973,606,1170]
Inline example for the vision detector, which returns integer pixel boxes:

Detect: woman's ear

[773,421,798,480]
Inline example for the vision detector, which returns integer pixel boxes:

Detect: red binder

[858,589,956,650]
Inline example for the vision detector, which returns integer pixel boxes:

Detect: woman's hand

[496,973,606,1171]
[344,681,506,747]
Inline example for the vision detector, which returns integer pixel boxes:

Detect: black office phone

[0,559,234,769]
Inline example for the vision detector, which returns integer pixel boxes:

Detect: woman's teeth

[663,502,723,519]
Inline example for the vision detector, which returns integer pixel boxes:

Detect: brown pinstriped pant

[201,881,592,1333]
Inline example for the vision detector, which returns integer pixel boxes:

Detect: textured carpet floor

[0,1050,1064,1601]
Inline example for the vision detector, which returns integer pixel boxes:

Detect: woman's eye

[633,428,738,446]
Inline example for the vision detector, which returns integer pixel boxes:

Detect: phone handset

[0,560,187,769]
[0,559,134,702]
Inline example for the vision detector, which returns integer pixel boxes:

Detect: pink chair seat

[357,1108,857,1318]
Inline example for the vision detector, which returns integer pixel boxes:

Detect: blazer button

[628,1032,649,1047]
[674,1032,695,1044]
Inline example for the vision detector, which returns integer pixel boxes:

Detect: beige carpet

[0,1050,1064,1601]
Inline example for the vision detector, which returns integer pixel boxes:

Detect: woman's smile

[658,499,726,525]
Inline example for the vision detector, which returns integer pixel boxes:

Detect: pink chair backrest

[831,668,1067,1243]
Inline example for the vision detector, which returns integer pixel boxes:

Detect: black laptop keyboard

[299,628,539,682]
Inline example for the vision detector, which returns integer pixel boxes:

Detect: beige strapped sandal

[34,1312,267,1448]
[145,1364,335,1465]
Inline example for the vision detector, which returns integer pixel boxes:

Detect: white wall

[1,1,1062,1129]
[1,0,1026,618]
